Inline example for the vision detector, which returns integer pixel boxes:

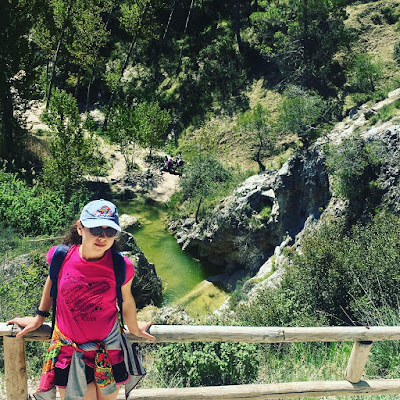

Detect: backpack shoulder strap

[111,250,126,328]
[111,250,126,305]
[49,244,70,298]
[48,244,70,337]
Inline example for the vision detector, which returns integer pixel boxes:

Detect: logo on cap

[95,205,113,217]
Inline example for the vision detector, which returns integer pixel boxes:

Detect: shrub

[235,104,278,171]
[41,88,102,198]
[394,41,400,66]
[235,212,400,327]
[279,86,326,148]
[154,342,260,387]
[0,167,87,236]
[180,155,232,223]
[325,133,384,217]
[347,54,383,94]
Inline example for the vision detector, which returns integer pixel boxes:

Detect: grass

[369,99,400,125]
[173,280,229,317]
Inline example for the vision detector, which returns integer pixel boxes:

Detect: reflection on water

[118,199,216,305]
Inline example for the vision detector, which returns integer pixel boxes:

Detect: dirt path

[25,103,180,203]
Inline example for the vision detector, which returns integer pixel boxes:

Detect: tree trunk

[177,0,195,74]
[255,147,265,172]
[46,0,74,109]
[103,6,146,130]
[154,0,178,82]
[85,8,114,113]
[195,196,203,224]
[234,0,243,54]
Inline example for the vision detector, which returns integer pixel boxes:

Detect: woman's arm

[7,276,53,338]
[121,278,155,341]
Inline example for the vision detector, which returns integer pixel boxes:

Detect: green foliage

[154,342,260,387]
[235,212,400,327]
[107,101,171,169]
[0,252,47,320]
[180,155,231,222]
[394,41,400,66]
[41,88,102,198]
[248,0,347,91]
[369,101,400,125]
[279,86,326,148]
[136,102,171,156]
[325,133,384,215]
[236,104,278,171]
[0,0,38,165]
[0,251,50,376]
[259,204,272,219]
[0,167,87,236]
[347,54,383,95]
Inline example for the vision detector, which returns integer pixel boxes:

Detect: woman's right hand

[7,315,45,338]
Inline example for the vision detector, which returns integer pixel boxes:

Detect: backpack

[49,244,126,336]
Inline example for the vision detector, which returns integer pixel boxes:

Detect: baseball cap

[79,199,121,232]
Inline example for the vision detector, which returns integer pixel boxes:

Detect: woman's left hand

[129,320,156,341]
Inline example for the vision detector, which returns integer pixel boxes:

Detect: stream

[118,199,228,313]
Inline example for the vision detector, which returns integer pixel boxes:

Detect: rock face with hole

[169,146,331,272]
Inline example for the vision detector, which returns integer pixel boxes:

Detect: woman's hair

[62,221,120,251]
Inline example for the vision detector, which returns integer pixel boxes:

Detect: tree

[0,0,37,165]
[347,54,383,94]
[325,133,384,218]
[236,104,277,172]
[180,155,231,223]
[136,102,171,157]
[279,85,325,148]
[249,0,347,91]
[103,0,153,129]
[107,101,170,169]
[106,104,140,171]
[41,88,101,198]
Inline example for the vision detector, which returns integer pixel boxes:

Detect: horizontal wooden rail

[2,322,400,343]
[123,380,400,399]
[2,322,400,399]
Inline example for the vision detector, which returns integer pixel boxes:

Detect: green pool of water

[118,199,217,305]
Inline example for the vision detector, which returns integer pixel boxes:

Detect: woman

[8,199,155,400]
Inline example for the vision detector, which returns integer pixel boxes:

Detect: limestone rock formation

[170,146,331,272]
[119,231,163,308]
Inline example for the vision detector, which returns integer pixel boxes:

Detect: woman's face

[76,221,115,260]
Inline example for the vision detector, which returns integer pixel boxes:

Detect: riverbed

[117,199,229,315]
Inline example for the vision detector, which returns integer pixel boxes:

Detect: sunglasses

[88,226,118,237]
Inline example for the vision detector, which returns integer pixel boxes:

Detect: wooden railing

[2,323,400,399]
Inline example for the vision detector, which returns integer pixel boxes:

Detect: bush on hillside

[325,133,384,218]
[346,54,383,96]
[236,104,278,172]
[154,342,260,387]
[279,86,326,148]
[234,212,400,327]
[0,168,87,236]
[394,41,400,66]
[180,155,232,223]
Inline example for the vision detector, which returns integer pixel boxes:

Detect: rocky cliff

[170,146,331,273]
[169,89,400,293]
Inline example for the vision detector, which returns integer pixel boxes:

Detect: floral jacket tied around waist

[33,321,145,400]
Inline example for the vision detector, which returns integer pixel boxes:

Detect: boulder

[119,214,141,230]
[119,231,162,308]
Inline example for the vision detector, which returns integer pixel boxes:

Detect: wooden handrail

[2,322,400,399]
[2,322,400,343]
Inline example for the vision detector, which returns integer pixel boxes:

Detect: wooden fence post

[3,336,29,400]
[345,340,373,383]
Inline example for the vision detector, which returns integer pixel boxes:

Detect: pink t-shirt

[46,245,134,344]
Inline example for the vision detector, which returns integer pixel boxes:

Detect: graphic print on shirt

[61,273,111,322]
